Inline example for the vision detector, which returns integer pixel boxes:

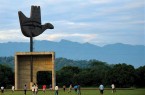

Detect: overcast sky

[0,0,144,46]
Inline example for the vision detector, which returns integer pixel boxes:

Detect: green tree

[75,68,93,86]
[88,60,112,86]
[56,66,81,86]
[0,64,14,87]
[107,63,136,87]
[135,66,145,87]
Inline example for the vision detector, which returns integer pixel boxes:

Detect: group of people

[67,84,81,95]
[0,85,14,94]
[24,84,43,95]
[99,83,116,95]
[31,84,38,95]
[55,84,81,95]
[23,84,54,95]
[0,83,115,95]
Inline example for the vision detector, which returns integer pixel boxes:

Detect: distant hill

[0,39,144,67]
[0,57,90,70]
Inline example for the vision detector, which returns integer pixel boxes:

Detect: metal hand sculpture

[18,6,54,82]
[18,5,54,52]
[18,6,54,37]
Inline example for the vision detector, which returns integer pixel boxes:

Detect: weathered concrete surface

[15,52,55,90]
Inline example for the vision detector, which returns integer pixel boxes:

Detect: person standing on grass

[54,85,59,95]
[99,83,104,95]
[63,85,66,92]
[1,86,4,94]
[32,85,35,95]
[111,84,116,93]
[77,84,81,95]
[35,84,38,95]
[68,84,72,93]
[49,84,52,90]
[74,85,78,93]
[24,84,27,95]
[42,84,46,93]
[12,85,15,93]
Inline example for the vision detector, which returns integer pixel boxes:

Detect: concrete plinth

[15,52,55,90]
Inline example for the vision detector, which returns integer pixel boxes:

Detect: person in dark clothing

[77,85,81,95]
[24,84,27,95]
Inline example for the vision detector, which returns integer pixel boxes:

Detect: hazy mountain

[0,39,144,67]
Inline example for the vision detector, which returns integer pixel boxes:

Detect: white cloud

[88,0,113,4]
[0,0,144,45]
[51,20,92,33]
[36,33,97,42]
[0,29,29,42]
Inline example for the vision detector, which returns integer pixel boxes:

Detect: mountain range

[0,39,144,67]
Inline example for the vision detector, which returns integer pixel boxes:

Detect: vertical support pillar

[30,37,33,82]
[30,55,33,82]
[15,55,18,90]
[52,52,56,89]
[30,37,33,52]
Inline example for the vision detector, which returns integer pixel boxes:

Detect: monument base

[30,82,33,89]
[15,52,55,90]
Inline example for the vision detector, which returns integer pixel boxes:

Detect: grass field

[2,89,145,95]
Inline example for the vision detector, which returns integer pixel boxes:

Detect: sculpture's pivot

[18,6,54,37]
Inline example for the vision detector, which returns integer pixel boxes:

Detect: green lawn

[3,89,145,95]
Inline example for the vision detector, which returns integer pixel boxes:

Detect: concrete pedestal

[15,52,55,90]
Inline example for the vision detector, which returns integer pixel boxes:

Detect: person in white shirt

[32,85,35,95]
[35,85,38,95]
[1,86,4,93]
[111,84,116,93]
[55,85,59,95]
[12,85,15,93]
[99,84,104,95]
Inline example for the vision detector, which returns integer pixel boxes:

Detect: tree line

[0,57,145,88]
[55,61,145,88]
